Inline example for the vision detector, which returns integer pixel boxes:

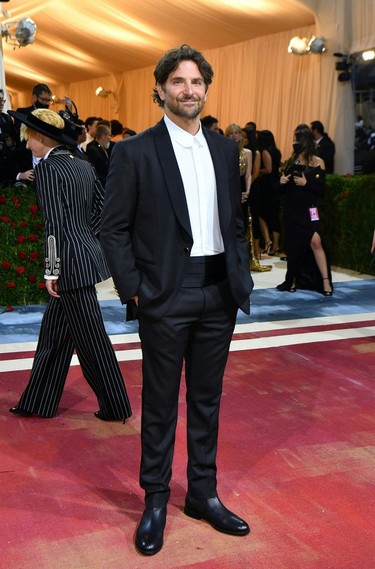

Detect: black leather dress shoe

[135,507,166,556]
[9,406,34,417]
[184,496,250,536]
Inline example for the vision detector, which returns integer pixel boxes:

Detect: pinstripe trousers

[16,285,132,419]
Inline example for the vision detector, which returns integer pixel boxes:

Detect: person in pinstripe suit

[7,109,132,421]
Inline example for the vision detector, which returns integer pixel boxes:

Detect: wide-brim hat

[8,110,78,145]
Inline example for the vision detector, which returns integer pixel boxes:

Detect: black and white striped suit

[14,146,132,419]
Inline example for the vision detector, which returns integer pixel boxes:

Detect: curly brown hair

[152,44,213,107]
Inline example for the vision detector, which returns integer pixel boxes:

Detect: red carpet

[1,333,374,568]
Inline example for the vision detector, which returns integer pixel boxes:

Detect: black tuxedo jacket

[101,120,253,319]
[86,141,114,186]
[315,134,335,174]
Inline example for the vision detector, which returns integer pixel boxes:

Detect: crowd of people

[4,44,340,556]
[203,115,334,296]
[0,84,137,189]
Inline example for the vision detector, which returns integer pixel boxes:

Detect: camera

[58,110,84,143]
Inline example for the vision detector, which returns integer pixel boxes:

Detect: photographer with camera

[277,125,333,296]
[10,84,80,186]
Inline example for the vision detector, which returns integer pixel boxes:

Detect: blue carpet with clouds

[1,280,373,344]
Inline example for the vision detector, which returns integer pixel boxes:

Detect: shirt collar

[42,145,64,160]
[164,114,205,148]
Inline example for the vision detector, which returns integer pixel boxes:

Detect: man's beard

[165,96,205,120]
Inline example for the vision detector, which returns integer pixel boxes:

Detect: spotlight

[51,96,66,104]
[95,87,112,98]
[335,61,350,71]
[1,17,37,48]
[288,36,309,55]
[15,18,36,46]
[362,50,375,61]
[308,36,326,54]
[338,72,351,82]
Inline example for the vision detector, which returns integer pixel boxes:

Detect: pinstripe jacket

[35,146,111,292]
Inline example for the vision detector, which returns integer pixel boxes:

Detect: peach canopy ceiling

[1,0,314,94]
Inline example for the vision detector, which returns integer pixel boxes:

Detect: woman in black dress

[257,130,282,255]
[277,126,333,295]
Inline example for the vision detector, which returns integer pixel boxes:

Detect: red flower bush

[0,184,47,308]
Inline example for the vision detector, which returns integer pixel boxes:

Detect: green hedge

[1,175,374,310]
[322,174,375,276]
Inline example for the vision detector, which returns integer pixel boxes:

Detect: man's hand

[19,170,35,182]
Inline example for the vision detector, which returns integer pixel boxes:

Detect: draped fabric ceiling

[1,0,375,173]
[1,0,315,95]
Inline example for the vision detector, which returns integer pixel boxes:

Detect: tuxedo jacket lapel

[152,121,192,240]
[152,120,232,241]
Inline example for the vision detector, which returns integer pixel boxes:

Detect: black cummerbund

[181,253,226,287]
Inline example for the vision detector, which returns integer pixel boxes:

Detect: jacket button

[184,247,190,255]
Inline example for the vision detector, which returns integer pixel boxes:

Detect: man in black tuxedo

[101,44,253,555]
[311,120,335,174]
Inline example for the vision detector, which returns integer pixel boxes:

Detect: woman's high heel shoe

[263,241,272,255]
[322,277,333,296]
[277,281,296,292]
[269,248,280,256]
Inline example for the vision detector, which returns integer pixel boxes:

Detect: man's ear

[156,83,165,102]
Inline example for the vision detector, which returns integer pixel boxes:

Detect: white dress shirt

[164,115,224,256]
